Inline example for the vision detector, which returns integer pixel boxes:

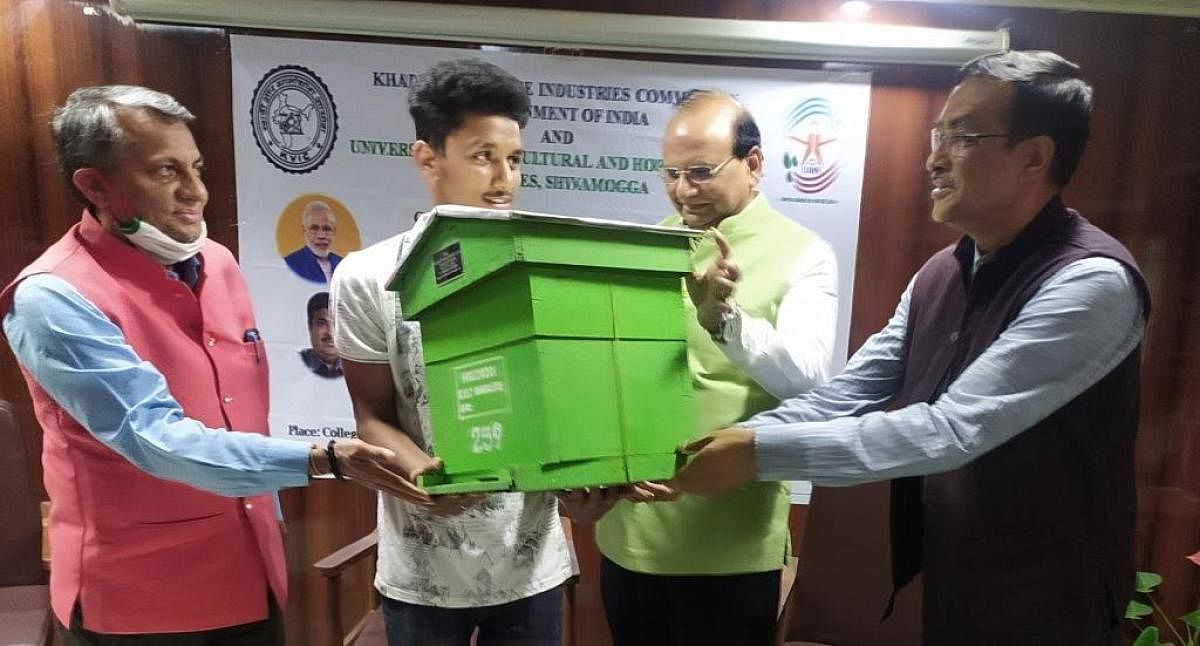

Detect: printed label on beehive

[433,242,464,285]
[454,356,511,420]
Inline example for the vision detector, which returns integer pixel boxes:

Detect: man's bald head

[668,90,761,159]
[661,90,763,229]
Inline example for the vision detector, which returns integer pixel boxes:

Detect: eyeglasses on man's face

[305,224,335,234]
[660,155,738,184]
[929,129,1009,157]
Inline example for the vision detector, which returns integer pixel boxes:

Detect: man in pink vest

[0,85,426,643]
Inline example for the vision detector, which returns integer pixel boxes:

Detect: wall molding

[109,0,1009,66]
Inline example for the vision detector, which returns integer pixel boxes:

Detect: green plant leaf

[1136,571,1164,593]
[1180,609,1200,629]
[1132,626,1159,646]
[1127,600,1155,619]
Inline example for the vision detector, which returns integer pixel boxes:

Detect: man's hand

[425,493,486,517]
[671,428,757,496]
[393,444,444,487]
[685,230,741,333]
[557,487,625,524]
[338,361,438,506]
[623,481,680,503]
[311,439,435,506]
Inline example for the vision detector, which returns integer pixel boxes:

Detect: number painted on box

[470,422,504,454]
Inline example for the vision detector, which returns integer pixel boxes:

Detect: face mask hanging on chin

[117,218,208,265]
[103,183,208,265]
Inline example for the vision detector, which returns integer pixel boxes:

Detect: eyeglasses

[305,224,335,233]
[660,155,738,184]
[930,129,1009,156]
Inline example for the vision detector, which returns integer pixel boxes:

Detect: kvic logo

[782,98,841,194]
[250,65,338,174]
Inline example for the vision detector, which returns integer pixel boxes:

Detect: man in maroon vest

[673,51,1148,645]
[1,85,423,643]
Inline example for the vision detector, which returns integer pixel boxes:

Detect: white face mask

[118,218,208,265]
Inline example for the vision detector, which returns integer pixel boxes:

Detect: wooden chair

[315,516,581,646]
[0,399,53,646]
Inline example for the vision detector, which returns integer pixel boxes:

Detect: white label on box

[454,356,512,420]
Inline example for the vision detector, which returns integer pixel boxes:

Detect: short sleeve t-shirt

[329,228,572,607]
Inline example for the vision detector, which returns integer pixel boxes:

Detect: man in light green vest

[560,90,839,646]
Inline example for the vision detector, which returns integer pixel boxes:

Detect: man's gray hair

[302,200,336,227]
[51,85,194,197]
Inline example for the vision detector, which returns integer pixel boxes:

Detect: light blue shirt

[3,273,311,501]
[747,256,1145,486]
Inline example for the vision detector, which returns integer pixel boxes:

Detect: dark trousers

[601,556,780,646]
[381,585,563,646]
[59,598,283,646]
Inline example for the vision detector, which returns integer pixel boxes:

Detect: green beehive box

[387,205,700,494]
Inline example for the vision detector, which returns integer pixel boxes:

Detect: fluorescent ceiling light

[880,0,1200,18]
[840,1,875,21]
[110,0,1008,67]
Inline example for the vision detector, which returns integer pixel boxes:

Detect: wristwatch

[710,306,741,345]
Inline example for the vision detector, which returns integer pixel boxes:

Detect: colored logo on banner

[782,98,841,194]
[274,193,362,284]
[250,65,338,174]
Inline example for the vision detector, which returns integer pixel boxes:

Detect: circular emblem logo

[250,65,338,174]
[782,98,841,195]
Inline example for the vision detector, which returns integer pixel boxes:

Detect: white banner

[231,35,871,501]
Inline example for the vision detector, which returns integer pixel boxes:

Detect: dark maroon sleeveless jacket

[889,196,1149,645]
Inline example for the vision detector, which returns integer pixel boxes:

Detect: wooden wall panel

[1,1,1196,644]
[0,3,373,644]
[0,0,47,490]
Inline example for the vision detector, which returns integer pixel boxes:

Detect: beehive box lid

[387,205,701,316]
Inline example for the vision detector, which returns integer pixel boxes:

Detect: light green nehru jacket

[596,194,819,575]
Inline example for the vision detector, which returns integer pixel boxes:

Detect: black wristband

[326,439,345,481]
